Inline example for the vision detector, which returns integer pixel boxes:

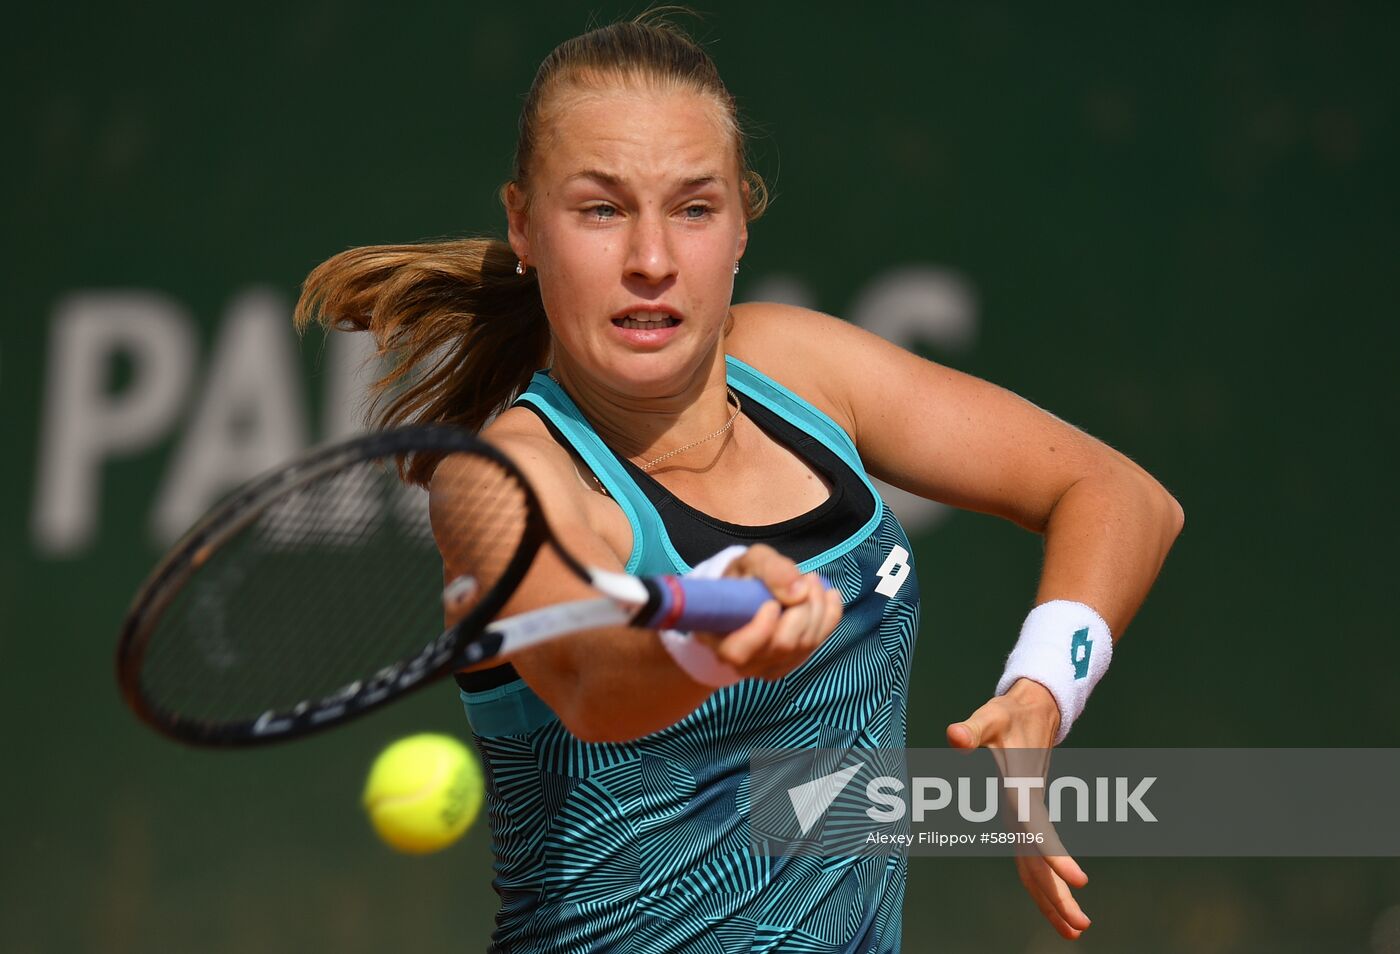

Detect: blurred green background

[3,2,1398,951]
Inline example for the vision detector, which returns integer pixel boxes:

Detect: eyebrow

[565,169,729,189]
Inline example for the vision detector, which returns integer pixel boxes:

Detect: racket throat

[474,572,667,660]
[586,569,650,605]
[484,598,633,656]
[584,569,671,629]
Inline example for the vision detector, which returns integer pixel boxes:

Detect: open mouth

[613,313,680,330]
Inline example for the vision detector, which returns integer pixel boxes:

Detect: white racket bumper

[586,569,651,606]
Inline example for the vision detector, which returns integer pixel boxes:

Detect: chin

[600,351,714,397]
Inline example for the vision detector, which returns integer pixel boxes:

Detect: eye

[584,203,618,221]
[682,204,712,220]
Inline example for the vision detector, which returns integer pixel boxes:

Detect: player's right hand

[698,544,843,681]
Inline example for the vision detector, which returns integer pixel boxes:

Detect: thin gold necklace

[547,372,742,472]
[639,386,742,472]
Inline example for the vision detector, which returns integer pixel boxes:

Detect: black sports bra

[597,395,874,564]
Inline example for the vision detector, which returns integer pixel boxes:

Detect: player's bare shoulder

[467,406,632,566]
[726,302,875,436]
[450,407,585,513]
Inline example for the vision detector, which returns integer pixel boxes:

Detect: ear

[735,180,750,263]
[504,183,531,263]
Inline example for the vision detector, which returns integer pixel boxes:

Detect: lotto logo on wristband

[1071,627,1092,679]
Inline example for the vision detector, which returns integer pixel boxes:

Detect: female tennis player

[296,14,1182,950]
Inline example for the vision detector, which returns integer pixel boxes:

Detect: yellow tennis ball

[362,733,483,854]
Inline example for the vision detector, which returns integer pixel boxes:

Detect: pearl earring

[733,261,740,275]
[515,260,526,275]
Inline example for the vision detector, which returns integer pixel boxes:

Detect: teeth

[617,314,678,329]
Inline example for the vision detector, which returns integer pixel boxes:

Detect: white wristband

[657,546,748,688]
[995,600,1113,745]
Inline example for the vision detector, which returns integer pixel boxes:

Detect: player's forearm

[514,629,715,743]
[1034,461,1184,639]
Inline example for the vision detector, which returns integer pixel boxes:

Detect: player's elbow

[1164,488,1185,540]
[538,673,655,744]
[556,681,701,744]
[517,641,710,743]
[1074,459,1184,556]
[559,701,654,744]
[513,651,620,742]
[568,717,636,745]
[1135,467,1184,554]
[556,695,615,743]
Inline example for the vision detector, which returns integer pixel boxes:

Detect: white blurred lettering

[32,292,195,554]
[152,288,308,543]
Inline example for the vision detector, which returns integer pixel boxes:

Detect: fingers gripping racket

[117,425,774,747]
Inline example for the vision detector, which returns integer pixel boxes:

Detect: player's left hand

[946,678,1092,941]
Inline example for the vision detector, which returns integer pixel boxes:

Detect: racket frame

[116,426,547,747]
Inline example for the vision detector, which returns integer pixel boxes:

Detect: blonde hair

[294,12,767,485]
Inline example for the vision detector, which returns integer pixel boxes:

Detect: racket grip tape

[643,575,831,633]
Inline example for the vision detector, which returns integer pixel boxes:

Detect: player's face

[508,84,748,397]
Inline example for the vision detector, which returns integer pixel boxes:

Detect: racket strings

[136,448,531,728]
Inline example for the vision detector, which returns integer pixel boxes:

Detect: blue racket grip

[642,575,832,633]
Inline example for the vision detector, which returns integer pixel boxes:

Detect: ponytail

[294,237,549,485]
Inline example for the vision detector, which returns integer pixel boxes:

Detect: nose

[624,211,677,284]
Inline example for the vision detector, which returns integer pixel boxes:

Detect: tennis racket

[116,425,778,747]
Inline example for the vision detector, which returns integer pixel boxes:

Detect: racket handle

[642,575,831,633]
